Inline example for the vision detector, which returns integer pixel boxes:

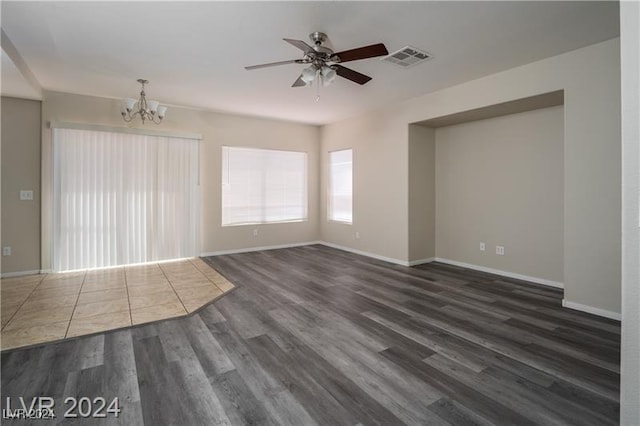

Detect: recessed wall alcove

[408,90,565,287]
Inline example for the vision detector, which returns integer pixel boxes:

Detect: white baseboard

[433,257,564,289]
[201,241,322,257]
[318,241,415,266]
[408,257,436,266]
[1,269,41,278]
[562,299,621,321]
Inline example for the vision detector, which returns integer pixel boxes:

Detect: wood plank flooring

[1,245,620,425]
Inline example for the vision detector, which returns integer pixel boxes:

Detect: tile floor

[0,258,234,350]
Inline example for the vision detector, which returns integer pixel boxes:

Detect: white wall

[39,91,321,271]
[620,1,640,422]
[321,38,621,316]
[435,106,564,284]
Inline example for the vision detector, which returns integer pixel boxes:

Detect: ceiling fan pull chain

[316,73,321,102]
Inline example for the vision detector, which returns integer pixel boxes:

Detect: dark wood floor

[1,245,620,425]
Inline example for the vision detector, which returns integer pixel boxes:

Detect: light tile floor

[0,258,234,350]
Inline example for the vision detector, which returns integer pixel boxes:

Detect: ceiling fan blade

[283,38,314,54]
[245,59,303,70]
[334,65,372,85]
[292,75,307,87]
[333,43,389,63]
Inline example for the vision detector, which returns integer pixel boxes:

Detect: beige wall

[434,106,564,283]
[408,124,435,262]
[320,38,621,315]
[39,91,320,270]
[1,97,41,274]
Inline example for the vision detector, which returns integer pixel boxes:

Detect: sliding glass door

[52,128,200,271]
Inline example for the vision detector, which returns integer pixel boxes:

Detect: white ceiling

[1,1,619,125]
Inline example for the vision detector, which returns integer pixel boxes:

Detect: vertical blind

[328,149,353,223]
[222,146,307,226]
[52,128,200,271]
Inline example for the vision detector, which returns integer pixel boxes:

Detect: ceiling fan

[245,32,389,87]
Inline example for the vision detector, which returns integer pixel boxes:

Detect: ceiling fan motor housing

[309,32,328,45]
[306,32,336,62]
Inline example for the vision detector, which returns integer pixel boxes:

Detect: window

[222,146,307,226]
[328,149,353,223]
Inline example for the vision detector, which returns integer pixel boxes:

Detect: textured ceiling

[1,1,619,125]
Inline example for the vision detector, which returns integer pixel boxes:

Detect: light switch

[20,190,34,201]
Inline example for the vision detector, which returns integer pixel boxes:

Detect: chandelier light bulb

[147,100,159,113]
[123,98,136,112]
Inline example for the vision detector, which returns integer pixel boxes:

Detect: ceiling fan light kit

[301,65,317,84]
[300,64,337,86]
[121,79,167,125]
[321,65,337,86]
[245,31,388,92]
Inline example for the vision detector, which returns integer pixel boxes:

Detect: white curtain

[53,128,200,271]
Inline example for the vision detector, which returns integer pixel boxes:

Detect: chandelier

[121,79,167,124]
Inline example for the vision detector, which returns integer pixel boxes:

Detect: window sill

[221,219,308,227]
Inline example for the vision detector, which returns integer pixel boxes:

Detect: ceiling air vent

[381,46,432,68]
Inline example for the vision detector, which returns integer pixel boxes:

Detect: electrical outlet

[253,229,258,237]
[355,231,360,240]
[19,190,34,201]
[2,246,11,256]
[480,242,486,251]
[496,245,505,256]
